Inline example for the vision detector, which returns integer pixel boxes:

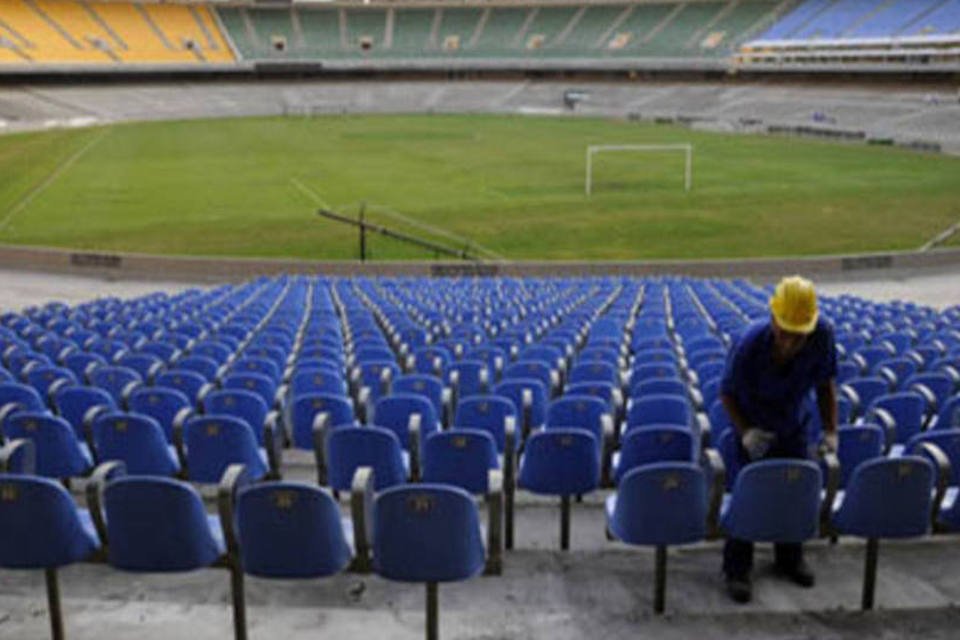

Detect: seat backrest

[63,352,107,382]
[518,429,599,496]
[185,415,267,482]
[236,482,352,578]
[837,423,885,488]
[223,372,277,409]
[204,389,268,444]
[626,394,691,431]
[104,476,222,571]
[908,429,960,487]
[392,374,444,417]
[447,360,488,399]
[631,377,687,400]
[608,463,706,546]
[373,394,439,448]
[291,369,347,398]
[89,366,142,406]
[568,362,618,387]
[422,429,498,495]
[4,413,91,478]
[546,395,608,444]
[629,363,680,386]
[155,369,207,405]
[53,385,116,438]
[615,426,695,483]
[93,412,178,476]
[290,393,355,449]
[176,355,220,381]
[0,382,46,414]
[327,426,407,491]
[373,484,485,583]
[0,474,98,568]
[128,387,192,442]
[494,379,547,429]
[25,366,77,398]
[453,396,517,452]
[868,391,925,444]
[722,460,822,543]
[231,357,281,385]
[936,395,960,431]
[833,456,933,539]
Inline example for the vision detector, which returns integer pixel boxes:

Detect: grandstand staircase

[24,0,81,49]
[640,2,685,46]
[594,5,634,49]
[551,6,586,48]
[738,0,799,44]
[898,0,951,36]
[784,0,840,39]
[383,7,394,49]
[512,8,539,49]
[842,0,896,38]
[134,4,173,50]
[467,8,490,49]
[684,0,738,50]
[289,7,305,50]
[428,8,442,49]
[81,2,126,51]
[239,8,261,51]
[189,6,218,51]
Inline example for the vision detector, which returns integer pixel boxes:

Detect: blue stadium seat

[831,456,934,610]
[518,428,599,550]
[0,455,101,639]
[235,482,353,578]
[91,465,248,639]
[92,412,181,476]
[613,425,696,484]
[185,415,270,483]
[88,365,142,409]
[128,387,193,444]
[606,463,708,613]
[494,379,547,441]
[326,425,408,491]
[422,429,499,495]
[5,409,93,478]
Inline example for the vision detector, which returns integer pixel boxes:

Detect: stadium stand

[740,0,960,66]
[0,0,235,65]
[2,274,960,635]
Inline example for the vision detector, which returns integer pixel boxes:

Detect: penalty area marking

[0,127,111,233]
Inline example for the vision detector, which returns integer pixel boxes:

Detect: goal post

[585,144,693,196]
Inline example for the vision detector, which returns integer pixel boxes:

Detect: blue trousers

[723,433,808,580]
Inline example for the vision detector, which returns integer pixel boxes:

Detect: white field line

[289,177,332,210]
[920,219,960,252]
[348,201,506,261]
[0,127,111,233]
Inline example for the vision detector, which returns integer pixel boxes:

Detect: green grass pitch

[1,114,958,261]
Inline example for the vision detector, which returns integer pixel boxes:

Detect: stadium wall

[1,243,958,283]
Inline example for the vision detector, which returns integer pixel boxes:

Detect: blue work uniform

[720,317,837,579]
[721,317,837,458]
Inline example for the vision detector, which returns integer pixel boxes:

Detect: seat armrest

[172,407,193,470]
[312,412,330,485]
[147,362,162,384]
[0,401,24,432]
[839,384,860,414]
[264,411,283,480]
[408,413,422,481]
[869,407,897,453]
[819,451,840,536]
[46,378,72,406]
[120,381,141,409]
[351,466,375,572]
[485,469,504,576]
[356,388,370,425]
[503,421,516,551]
[0,438,35,474]
[448,371,460,421]
[379,368,393,399]
[600,414,614,487]
[441,387,453,430]
[82,405,112,459]
[86,461,127,549]
[521,389,533,445]
[197,382,214,408]
[701,448,725,539]
[273,385,288,412]
[910,441,952,532]
[217,464,250,557]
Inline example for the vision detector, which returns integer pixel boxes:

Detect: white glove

[821,432,839,455]
[742,428,775,461]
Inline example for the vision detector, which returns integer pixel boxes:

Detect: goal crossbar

[585,144,693,196]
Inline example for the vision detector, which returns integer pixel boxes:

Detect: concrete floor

[1,265,959,639]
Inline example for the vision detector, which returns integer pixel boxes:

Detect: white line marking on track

[0,127,111,233]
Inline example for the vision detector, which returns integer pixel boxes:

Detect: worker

[720,275,838,603]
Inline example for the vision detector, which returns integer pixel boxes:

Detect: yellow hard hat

[769,276,818,334]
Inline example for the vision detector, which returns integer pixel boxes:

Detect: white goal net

[585,144,693,196]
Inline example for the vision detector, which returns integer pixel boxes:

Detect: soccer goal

[585,144,693,196]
